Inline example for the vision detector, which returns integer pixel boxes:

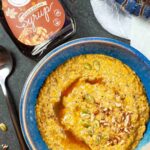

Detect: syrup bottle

[0,0,76,60]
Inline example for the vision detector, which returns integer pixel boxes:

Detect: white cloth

[131,17,150,58]
[91,0,150,59]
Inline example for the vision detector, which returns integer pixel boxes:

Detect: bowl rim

[19,37,150,150]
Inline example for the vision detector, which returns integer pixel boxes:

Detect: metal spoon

[0,46,27,150]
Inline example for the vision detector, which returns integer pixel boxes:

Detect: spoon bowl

[0,47,13,82]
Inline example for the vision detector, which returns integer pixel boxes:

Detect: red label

[2,0,65,46]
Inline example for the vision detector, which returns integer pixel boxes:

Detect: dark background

[0,1,128,149]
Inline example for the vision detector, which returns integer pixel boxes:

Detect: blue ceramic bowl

[20,37,150,150]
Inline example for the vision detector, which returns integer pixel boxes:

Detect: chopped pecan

[99,120,109,127]
[115,102,122,107]
[124,113,131,127]
[101,107,112,116]
[107,136,121,146]
[1,144,8,150]
[124,128,130,134]
[93,109,99,115]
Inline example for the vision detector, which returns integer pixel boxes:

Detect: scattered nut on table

[1,144,9,150]
[0,123,7,132]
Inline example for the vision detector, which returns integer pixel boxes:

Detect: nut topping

[93,109,99,115]
[107,136,121,146]
[124,128,130,134]
[101,107,112,116]
[115,102,122,107]
[99,120,109,127]
[124,114,130,127]
[90,113,95,122]
[1,144,8,150]
[0,123,7,132]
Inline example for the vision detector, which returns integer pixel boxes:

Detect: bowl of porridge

[20,37,150,150]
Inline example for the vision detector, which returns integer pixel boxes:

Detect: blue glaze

[133,5,141,16]
[125,0,137,14]
[116,0,150,18]
[143,5,150,18]
[115,0,125,5]
[20,37,150,150]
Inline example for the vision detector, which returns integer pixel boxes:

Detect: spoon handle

[1,81,28,150]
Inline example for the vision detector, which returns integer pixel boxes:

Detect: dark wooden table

[0,0,128,149]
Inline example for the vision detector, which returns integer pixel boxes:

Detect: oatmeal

[36,54,149,150]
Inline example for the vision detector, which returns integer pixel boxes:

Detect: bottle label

[2,0,65,46]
